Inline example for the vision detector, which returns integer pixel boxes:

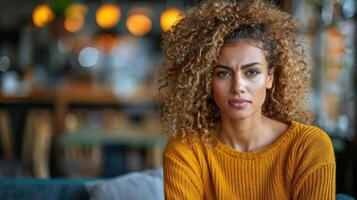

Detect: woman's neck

[218,114,270,152]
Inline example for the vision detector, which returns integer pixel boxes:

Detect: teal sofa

[0,178,89,200]
[0,168,355,200]
[0,168,164,200]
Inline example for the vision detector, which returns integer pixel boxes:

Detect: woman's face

[212,40,274,121]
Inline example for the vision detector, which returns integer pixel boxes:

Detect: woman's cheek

[247,75,268,89]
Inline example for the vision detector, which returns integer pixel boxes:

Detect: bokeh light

[65,3,88,17]
[64,3,87,33]
[160,8,182,32]
[96,3,121,29]
[78,47,99,67]
[94,33,119,54]
[126,14,152,36]
[64,13,84,33]
[58,36,75,54]
[32,4,55,28]
[0,56,10,72]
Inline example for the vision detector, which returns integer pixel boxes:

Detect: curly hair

[159,0,311,143]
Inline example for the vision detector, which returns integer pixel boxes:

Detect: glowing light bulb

[160,8,182,32]
[96,3,121,29]
[126,14,152,36]
[32,4,55,28]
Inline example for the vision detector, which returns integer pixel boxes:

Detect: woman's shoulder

[163,133,204,159]
[292,121,332,145]
[291,121,335,164]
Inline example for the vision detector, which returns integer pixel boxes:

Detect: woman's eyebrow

[214,64,231,70]
[214,62,262,70]
[241,62,263,69]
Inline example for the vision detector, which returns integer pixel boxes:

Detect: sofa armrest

[0,178,91,200]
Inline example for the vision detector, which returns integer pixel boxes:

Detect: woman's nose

[231,73,246,94]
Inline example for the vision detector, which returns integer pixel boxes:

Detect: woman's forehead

[223,38,265,49]
[218,41,267,63]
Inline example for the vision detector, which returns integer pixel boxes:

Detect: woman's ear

[267,67,275,89]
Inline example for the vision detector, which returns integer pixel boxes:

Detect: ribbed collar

[211,120,299,159]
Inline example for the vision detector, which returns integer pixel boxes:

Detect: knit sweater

[163,120,336,199]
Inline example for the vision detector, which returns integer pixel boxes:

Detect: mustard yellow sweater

[163,121,336,199]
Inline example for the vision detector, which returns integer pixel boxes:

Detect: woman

[159,0,335,199]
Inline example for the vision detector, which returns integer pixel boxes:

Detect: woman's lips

[228,99,250,109]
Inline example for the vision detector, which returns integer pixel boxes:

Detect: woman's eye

[216,71,232,77]
[245,70,259,77]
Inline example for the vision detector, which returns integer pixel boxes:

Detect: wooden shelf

[0,80,163,176]
[0,88,55,104]
[57,81,120,105]
[1,80,161,136]
[58,128,166,148]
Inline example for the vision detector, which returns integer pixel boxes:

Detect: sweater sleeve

[293,126,336,200]
[163,137,203,200]
[296,164,336,200]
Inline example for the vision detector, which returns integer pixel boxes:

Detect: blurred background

[0,0,355,197]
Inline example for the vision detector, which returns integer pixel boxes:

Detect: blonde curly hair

[159,0,311,143]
